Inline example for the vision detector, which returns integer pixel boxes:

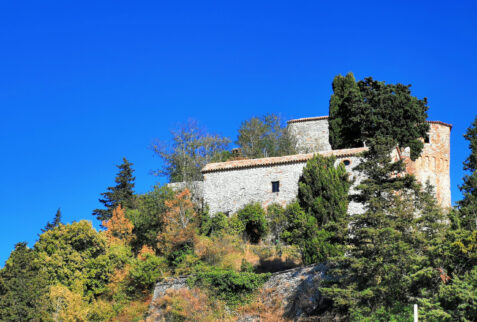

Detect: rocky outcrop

[148,264,327,321]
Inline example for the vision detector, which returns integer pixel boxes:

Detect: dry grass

[237,288,288,321]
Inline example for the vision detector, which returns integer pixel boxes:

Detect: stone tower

[287,116,452,208]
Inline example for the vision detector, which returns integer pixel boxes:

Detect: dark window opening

[343,159,351,166]
[272,181,280,193]
[424,135,430,144]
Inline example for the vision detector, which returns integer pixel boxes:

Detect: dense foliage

[187,267,270,305]
[235,203,269,243]
[329,72,429,160]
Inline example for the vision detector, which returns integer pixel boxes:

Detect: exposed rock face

[148,265,328,321]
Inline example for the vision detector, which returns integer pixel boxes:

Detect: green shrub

[236,203,268,243]
[200,212,229,237]
[128,254,168,293]
[281,202,339,265]
[187,266,270,305]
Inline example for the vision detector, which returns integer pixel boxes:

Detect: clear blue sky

[1,1,476,265]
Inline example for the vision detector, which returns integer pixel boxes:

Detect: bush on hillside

[235,203,268,243]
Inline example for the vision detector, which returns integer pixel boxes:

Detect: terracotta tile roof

[287,116,328,124]
[201,147,367,173]
[287,115,452,129]
[427,120,453,129]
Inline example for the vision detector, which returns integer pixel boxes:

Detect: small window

[343,159,351,166]
[424,135,430,144]
[272,181,280,193]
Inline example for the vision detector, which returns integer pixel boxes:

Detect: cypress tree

[328,72,364,149]
[93,157,136,222]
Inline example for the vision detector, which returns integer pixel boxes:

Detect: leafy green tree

[153,119,230,183]
[128,253,168,295]
[41,208,62,233]
[0,243,49,321]
[235,203,268,244]
[320,137,445,319]
[200,212,229,237]
[236,113,296,159]
[127,185,174,254]
[34,221,113,297]
[457,116,477,231]
[93,157,136,222]
[329,73,429,160]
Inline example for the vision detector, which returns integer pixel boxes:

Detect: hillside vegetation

[1,75,476,321]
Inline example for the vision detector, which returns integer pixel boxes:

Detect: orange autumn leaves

[157,189,197,255]
[102,205,134,245]
[102,189,197,254]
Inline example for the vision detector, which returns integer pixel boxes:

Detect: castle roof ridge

[287,116,328,123]
[287,115,452,129]
[201,147,367,173]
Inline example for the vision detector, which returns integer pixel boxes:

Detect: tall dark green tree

[41,208,62,233]
[297,154,350,227]
[329,73,429,160]
[282,154,350,265]
[93,157,136,222]
[0,243,49,321]
[457,116,477,231]
[328,73,364,149]
[320,137,445,320]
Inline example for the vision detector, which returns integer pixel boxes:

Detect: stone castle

[174,116,452,215]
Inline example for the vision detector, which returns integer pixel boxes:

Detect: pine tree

[93,157,136,222]
[41,208,62,233]
[320,137,445,319]
[457,116,477,230]
[0,243,50,320]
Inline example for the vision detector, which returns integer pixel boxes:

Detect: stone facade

[202,148,365,216]
[287,116,452,208]
[288,116,332,153]
[402,122,452,208]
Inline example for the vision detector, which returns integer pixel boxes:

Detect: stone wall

[167,181,204,205]
[202,151,364,216]
[287,116,332,153]
[403,122,452,208]
[288,116,452,208]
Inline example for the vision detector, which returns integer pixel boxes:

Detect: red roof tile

[201,147,367,173]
